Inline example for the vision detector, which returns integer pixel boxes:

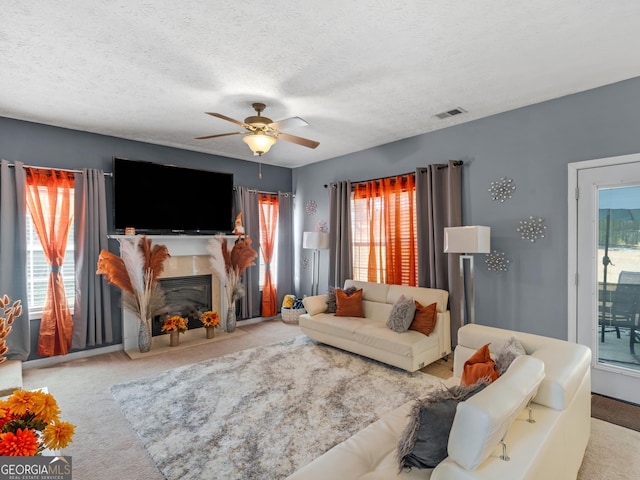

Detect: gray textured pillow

[397,380,488,471]
[386,295,416,332]
[326,286,357,313]
[495,336,527,375]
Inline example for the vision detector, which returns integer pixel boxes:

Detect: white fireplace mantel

[108,234,237,256]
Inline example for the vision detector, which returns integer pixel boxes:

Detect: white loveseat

[287,323,592,480]
[299,280,452,372]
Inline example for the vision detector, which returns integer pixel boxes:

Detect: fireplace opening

[153,274,213,336]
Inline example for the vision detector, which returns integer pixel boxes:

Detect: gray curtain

[416,160,463,347]
[328,181,353,288]
[277,192,294,308]
[234,186,260,319]
[0,160,29,360]
[72,169,112,349]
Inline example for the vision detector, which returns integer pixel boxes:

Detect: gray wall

[4,75,640,350]
[0,117,292,358]
[293,76,640,341]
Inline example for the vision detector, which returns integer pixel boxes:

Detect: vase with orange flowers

[96,236,170,353]
[200,310,219,339]
[161,315,188,347]
[0,389,74,456]
[207,234,258,333]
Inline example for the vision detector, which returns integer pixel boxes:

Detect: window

[25,185,75,318]
[351,175,417,286]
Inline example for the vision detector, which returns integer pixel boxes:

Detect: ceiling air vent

[435,107,467,119]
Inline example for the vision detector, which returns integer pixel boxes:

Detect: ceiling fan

[195,102,320,156]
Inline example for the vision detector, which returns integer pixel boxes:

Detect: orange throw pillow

[335,288,365,317]
[460,343,499,386]
[409,301,438,336]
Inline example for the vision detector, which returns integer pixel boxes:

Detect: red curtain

[25,168,75,356]
[259,193,278,317]
[353,174,417,286]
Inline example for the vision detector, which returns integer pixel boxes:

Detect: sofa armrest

[302,295,329,316]
[447,355,545,471]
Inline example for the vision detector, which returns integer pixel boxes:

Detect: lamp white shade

[303,231,330,250]
[443,226,491,254]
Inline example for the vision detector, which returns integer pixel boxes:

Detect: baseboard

[238,316,278,326]
[23,344,124,369]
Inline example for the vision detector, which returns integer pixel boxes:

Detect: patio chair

[604,271,640,354]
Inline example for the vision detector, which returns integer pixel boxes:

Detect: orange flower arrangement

[161,315,188,334]
[200,311,220,328]
[0,389,74,456]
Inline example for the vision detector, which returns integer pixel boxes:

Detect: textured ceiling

[2,1,640,168]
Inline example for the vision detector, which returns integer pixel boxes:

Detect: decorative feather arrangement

[96,251,134,295]
[139,236,170,282]
[120,237,146,296]
[208,235,257,306]
[230,238,258,276]
[207,238,228,287]
[96,236,169,327]
[0,295,22,364]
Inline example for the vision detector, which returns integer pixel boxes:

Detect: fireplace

[152,274,212,336]
[111,234,237,353]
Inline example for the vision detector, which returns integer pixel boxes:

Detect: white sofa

[287,323,592,480]
[299,280,452,372]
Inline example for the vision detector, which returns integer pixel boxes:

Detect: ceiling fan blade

[195,132,245,140]
[205,112,249,128]
[277,132,320,149]
[269,116,309,131]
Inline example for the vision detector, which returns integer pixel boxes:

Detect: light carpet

[111,335,444,480]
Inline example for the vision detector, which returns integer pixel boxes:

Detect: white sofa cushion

[355,324,439,357]
[388,284,449,314]
[446,355,545,471]
[345,279,390,303]
[302,294,329,316]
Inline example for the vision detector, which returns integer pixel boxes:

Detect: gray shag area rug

[111,336,444,480]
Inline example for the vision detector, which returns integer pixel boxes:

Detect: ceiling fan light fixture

[243,133,276,156]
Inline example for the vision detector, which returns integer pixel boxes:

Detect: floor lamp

[444,226,491,327]
[303,231,330,296]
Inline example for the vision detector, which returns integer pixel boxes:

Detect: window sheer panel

[26,190,75,318]
[258,193,278,317]
[351,175,417,286]
[25,169,75,356]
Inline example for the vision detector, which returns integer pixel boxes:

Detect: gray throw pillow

[397,380,488,471]
[326,286,357,313]
[386,295,416,332]
[495,336,527,375]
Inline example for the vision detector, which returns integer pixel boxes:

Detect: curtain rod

[6,162,113,177]
[323,160,464,188]
[233,187,294,197]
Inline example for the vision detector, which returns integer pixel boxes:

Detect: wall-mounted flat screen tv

[113,157,234,234]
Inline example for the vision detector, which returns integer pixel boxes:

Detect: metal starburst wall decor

[488,177,516,202]
[516,216,547,242]
[305,200,317,216]
[485,250,510,272]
